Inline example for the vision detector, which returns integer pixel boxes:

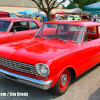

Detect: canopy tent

[83,2,100,14]
[33,12,41,15]
[23,9,35,14]
[17,10,35,15]
[64,8,89,15]
[39,12,46,15]
[17,11,26,14]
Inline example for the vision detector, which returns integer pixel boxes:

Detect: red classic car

[0,17,42,44]
[0,11,10,17]
[0,20,100,95]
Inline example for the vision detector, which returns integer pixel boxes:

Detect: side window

[30,22,38,30]
[10,21,29,32]
[87,26,97,33]
[84,26,98,42]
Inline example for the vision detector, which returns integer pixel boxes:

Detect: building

[0,0,64,14]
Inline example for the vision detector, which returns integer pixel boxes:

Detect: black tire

[52,68,71,96]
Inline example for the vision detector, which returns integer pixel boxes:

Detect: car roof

[45,20,100,26]
[0,17,35,21]
[0,11,9,14]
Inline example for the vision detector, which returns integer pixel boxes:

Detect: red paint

[0,18,42,44]
[0,11,10,17]
[0,20,100,93]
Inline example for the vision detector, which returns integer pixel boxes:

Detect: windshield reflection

[34,23,84,43]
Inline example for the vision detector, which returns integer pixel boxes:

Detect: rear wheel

[52,68,71,95]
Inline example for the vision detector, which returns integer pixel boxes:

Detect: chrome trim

[0,68,52,90]
[61,74,67,86]
[0,57,38,75]
[36,63,50,76]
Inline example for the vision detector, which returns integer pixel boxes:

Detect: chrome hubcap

[61,74,67,86]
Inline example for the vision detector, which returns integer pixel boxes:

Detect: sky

[57,0,70,7]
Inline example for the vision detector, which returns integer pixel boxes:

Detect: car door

[0,32,8,44]
[82,26,100,72]
[7,21,34,42]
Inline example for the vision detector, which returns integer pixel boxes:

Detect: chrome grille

[0,57,38,75]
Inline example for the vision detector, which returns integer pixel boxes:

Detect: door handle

[29,33,33,35]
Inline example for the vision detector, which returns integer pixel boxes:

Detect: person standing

[64,14,68,20]
[93,15,98,22]
[58,15,61,20]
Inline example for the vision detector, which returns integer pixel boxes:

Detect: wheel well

[68,67,76,81]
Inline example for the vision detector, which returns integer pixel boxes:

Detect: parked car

[67,15,81,20]
[0,11,17,18]
[0,17,42,44]
[0,11,10,17]
[0,20,100,95]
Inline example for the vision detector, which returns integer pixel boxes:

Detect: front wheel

[52,68,71,95]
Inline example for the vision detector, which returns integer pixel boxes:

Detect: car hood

[0,38,78,65]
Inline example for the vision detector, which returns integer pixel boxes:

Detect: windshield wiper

[35,35,48,39]
[67,40,77,43]
[50,37,68,42]
[48,36,58,39]
[35,35,42,38]
[58,38,68,42]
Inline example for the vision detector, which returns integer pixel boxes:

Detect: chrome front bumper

[0,68,52,90]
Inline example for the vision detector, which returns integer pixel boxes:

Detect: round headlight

[36,63,49,76]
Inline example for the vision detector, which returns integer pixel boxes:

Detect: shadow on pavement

[70,63,100,86]
[0,63,100,100]
[88,88,100,100]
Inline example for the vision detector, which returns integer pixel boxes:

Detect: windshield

[0,20,11,32]
[34,23,84,43]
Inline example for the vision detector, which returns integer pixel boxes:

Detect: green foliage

[63,3,77,9]
[69,0,100,9]
[63,5,67,9]
[66,3,78,9]
[71,0,84,4]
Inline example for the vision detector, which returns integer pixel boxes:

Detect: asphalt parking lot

[0,64,100,100]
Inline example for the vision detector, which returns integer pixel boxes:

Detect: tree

[66,3,77,9]
[63,5,67,9]
[63,3,77,9]
[31,0,66,21]
[69,0,100,9]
